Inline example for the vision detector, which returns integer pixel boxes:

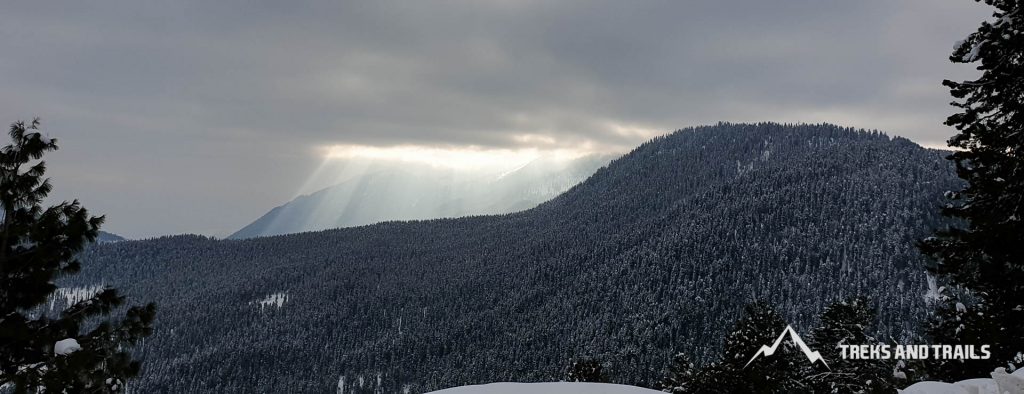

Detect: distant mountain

[96,231,126,243]
[229,154,616,239]
[76,123,959,393]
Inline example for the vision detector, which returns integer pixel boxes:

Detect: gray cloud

[0,0,991,237]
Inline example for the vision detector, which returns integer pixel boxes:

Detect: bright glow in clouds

[323,144,591,171]
[606,122,664,140]
[287,142,617,200]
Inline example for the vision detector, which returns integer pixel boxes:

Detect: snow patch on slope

[427,382,662,394]
[252,292,289,310]
[49,285,104,311]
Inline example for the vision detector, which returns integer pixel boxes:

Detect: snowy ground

[900,367,1024,394]
[426,372,1024,394]
[426,382,662,394]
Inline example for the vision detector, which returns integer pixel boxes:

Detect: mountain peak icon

[744,325,829,370]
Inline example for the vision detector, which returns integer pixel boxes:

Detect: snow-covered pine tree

[705,302,807,393]
[683,361,736,393]
[0,120,156,392]
[918,0,1024,380]
[565,358,607,383]
[807,297,895,393]
[656,352,695,393]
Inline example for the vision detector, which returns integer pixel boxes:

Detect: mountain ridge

[96,231,127,243]
[75,122,959,393]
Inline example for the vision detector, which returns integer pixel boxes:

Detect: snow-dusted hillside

[77,124,963,392]
[900,367,1024,394]
[427,382,662,394]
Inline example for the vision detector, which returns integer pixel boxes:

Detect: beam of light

[606,122,664,140]
[288,156,373,197]
[234,139,623,237]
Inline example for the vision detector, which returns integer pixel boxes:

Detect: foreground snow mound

[427,382,663,394]
[899,367,1024,394]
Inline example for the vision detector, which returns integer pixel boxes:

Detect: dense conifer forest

[66,123,959,393]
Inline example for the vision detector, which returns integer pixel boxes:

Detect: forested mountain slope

[229,154,615,239]
[72,123,959,393]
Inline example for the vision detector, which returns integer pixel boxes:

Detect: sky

[0,1,992,238]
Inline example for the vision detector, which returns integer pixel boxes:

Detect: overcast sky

[0,1,992,238]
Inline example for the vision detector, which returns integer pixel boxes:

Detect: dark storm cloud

[0,1,991,237]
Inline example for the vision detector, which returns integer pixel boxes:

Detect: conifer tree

[656,352,695,393]
[698,302,807,393]
[684,361,737,394]
[565,358,607,383]
[919,0,1024,380]
[0,119,156,392]
[807,297,895,393]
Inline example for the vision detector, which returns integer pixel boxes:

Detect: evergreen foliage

[565,359,607,383]
[0,120,156,393]
[919,0,1024,380]
[681,302,806,393]
[658,299,905,393]
[656,353,695,393]
[807,297,895,393]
